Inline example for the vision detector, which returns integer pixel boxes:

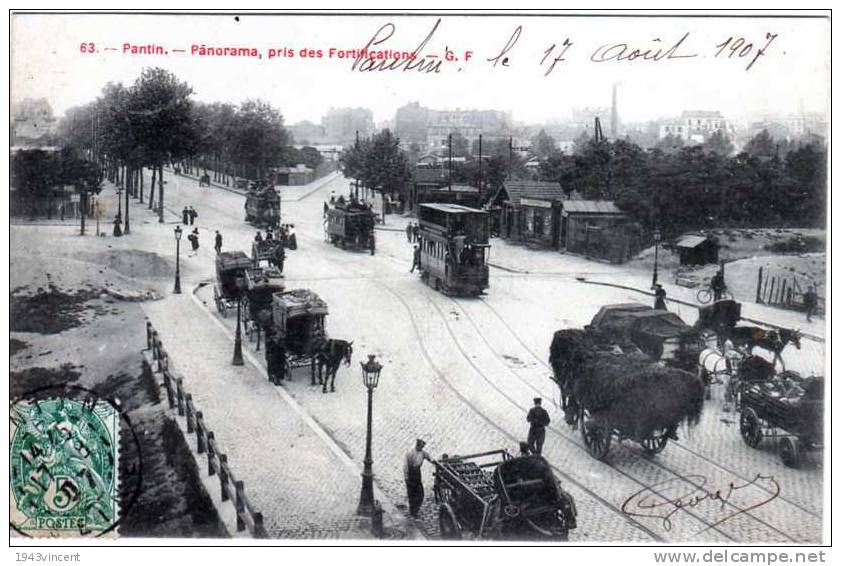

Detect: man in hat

[803,285,818,322]
[654,284,667,310]
[526,398,550,455]
[404,439,431,518]
[409,245,421,273]
[214,231,223,255]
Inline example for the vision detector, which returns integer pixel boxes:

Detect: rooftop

[675,234,719,249]
[499,180,564,203]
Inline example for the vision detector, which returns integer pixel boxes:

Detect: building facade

[658,110,735,144]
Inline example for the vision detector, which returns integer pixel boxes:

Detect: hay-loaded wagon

[550,329,705,460]
[589,304,705,373]
[740,372,823,468]
[325,200,376,254]
[433,449,576,540]
[244,182,281,229]
[241,267,285,345]
[263,289,328,383]
[213,252,251,316]
[251,239,286,272]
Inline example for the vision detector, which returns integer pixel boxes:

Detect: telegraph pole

[508,136,513,180]
[478,134,483,199]
[448,133,453,190]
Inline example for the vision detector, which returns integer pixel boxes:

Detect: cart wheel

[641,432,669,456]
[778,437,800,468]
[696,288,712,304]
[581,416,612,460]
[438,507,462,540]
[740,408,763,448]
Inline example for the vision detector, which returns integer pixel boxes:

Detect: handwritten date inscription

[622,474,780,533]
[348,18,779,75]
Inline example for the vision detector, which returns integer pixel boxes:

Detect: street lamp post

[357,354,382,516]
[173,225,183,294]
[232,295,244,366]
[116,186,123,223]
[651,228,661,289]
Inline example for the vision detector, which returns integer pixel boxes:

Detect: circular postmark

[10,386,142,538]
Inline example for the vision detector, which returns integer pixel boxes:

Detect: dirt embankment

[629,228,826,302]
[10,237,226,538]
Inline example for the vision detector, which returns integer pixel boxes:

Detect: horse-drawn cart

[251,239,286,272]
[589,303,705,373]
[241,267,285,345]
[433,449,576,540]
[213,252,251,317]
[263,289,328,383]
[739,373,823,468]
[550,328,705,460]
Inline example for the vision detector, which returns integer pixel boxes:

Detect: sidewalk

[487,239,826,341]
[142,290,420,539]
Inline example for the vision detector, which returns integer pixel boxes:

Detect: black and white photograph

[8,8,831,556]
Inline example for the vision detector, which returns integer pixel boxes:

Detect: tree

[298,146,324,170]
[228,99,288,180]
[654,133,684,155]
[361,129,410,198]
[11,149,60,217]
[703,130,734,157]
[129,68,200,222]
[532,129,558,160]
[450,132,470,158]
[743,129,776,159]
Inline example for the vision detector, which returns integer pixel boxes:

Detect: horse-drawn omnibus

[417,203,490,296]
[325,199,376,254]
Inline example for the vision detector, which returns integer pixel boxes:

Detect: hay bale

[572,351,704,440]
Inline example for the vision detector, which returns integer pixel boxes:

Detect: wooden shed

[675,235,720,265]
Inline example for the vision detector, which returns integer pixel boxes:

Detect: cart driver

[404,439,432,518]
[254,231,263,243]
[526,398,551,455]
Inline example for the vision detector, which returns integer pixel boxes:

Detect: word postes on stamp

[10,396,120,537]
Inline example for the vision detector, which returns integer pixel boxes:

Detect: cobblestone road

[145,168,825,543]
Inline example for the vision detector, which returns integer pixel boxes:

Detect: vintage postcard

[8,8,830,554]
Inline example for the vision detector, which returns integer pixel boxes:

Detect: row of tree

[538,132,826,234]
[340,130,410,198]
[55,68,323,226]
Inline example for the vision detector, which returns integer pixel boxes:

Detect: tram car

[245,181,281,229]
[417,203,490,296]
[325,199,376,254]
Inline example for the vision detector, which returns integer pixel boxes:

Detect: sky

[10,12,830,127]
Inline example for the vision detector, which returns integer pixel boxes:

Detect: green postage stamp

[10,396,120,537]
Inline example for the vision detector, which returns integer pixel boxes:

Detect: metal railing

[146,321,268,538]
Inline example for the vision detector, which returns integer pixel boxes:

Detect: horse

[726,326,801,370]
[310,338,353,393]
[549,329,592,425]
